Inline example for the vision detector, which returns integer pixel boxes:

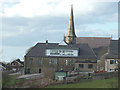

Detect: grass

[2,72,118,88]
[2,72,25,88]
[2,74,18,88]
[16,78,25,83]
[47,78,118,88]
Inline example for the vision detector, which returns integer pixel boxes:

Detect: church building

[24,5,105,79]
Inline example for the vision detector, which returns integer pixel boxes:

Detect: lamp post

[118,39,120,89]
[118,60,120,90]
[118,1,120,89]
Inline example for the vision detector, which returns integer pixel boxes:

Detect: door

[58,76,64,80]
[27,68,30,74]
[39,68,41,73]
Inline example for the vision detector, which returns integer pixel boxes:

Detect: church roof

[25,43,97,59]
[76,37,111,48]
[106,40,120,59]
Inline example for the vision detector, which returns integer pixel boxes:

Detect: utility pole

[118,58,120,89]
[118,1,120,90]
[118,39,120,89]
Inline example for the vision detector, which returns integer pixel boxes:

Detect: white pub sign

[46,49,78,57]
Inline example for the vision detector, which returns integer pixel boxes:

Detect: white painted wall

[46,49,78,57]
[105,59,118,72]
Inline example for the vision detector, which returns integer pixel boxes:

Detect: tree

[26,46,34,54]
[6,63,12,71]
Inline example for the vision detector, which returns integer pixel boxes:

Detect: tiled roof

[106,40,120,59]
[25,43,97,59]
[76,37,111,48]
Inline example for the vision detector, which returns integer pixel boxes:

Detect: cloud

[76,26,118,39]
[1,0,118,62]
[1,0,119,18]
[2,0,101,17]
[3,27,35,37]
[2,2,118,47]
[2,0,118,18]
[2,46,28,62]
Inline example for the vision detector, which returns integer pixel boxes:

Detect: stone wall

[92,72,118,80]
[24,56,97,79]
[75,63,97,72]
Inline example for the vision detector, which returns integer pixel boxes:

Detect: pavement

[18,73,44,79]
[8,72,21,75]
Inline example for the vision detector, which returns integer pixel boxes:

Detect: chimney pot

[46,40,48,44]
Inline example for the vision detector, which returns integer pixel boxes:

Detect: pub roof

[25,43,97,59]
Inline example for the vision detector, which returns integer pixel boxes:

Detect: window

[25,68,30,74]
[12,63,16,66]
[29,59,33,64]
[49,59,57,65]
[110,60,117,64]
[88,64,93,69]
[66,60,73,65]
[38,60,42,65]
[79,64,84,68]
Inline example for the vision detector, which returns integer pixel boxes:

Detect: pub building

[24,5,97,79]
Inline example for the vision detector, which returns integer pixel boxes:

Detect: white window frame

[79,64,84,68]
[38,60,42,65]
[49,59,57,65]
[110,60,117,64]
[66,60,73,65]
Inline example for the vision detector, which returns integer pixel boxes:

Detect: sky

[0,0,119,62]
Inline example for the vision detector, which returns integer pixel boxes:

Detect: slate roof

[25,43,97,59]
[106,40,120,59]
[76,37,111,48]
[11,59,24,65]
[93,47,108,59]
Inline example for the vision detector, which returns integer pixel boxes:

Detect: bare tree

[26,46,34,54]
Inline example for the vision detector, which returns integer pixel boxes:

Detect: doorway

[27,68,30,74]
[39,68,41,73]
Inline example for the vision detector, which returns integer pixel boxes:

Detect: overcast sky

[1,0,119,62]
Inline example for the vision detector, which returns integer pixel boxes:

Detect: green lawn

[2,74,18,88]
[2,72,25,88]
[2,72,118,88]
[47,78,118,88]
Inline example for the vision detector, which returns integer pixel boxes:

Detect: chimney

[46,40,48,45]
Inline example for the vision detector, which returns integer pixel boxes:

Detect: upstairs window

[88,64,93,69]
[38,60,42,65]
[29,58,33,64]
[12,63,16,66]
[49,59,57,65]
[79,64,84,68]
[110,60,117,64]
[66,60,73,65]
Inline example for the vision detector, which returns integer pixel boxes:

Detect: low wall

[18,73,44,79]
[92,72,118,80]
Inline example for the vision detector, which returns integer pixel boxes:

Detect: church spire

[64,5,76,45]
